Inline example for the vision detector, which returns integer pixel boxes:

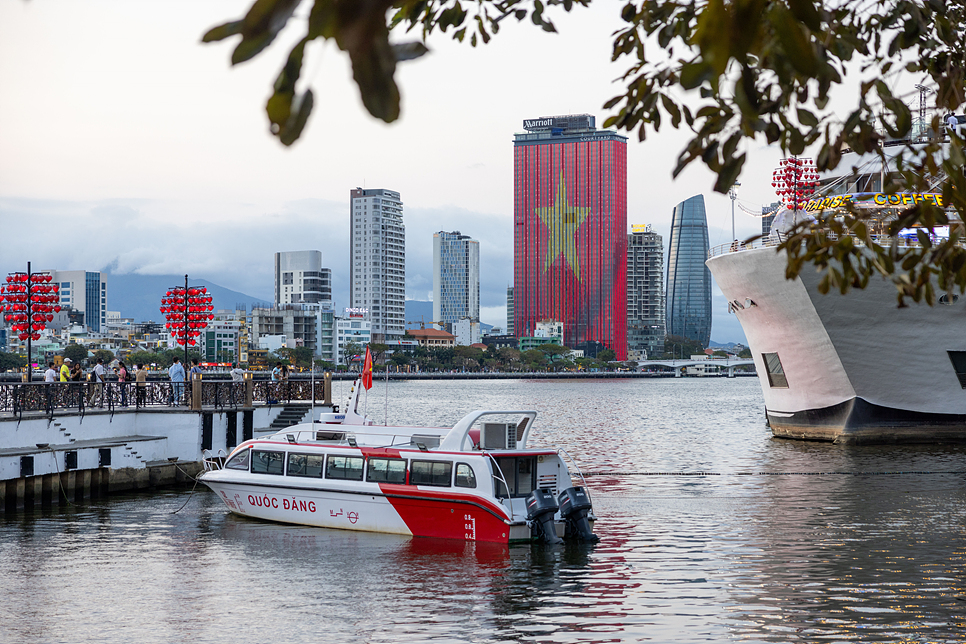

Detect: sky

[0,1,789,345]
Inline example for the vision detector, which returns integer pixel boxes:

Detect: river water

[2,378,965,643]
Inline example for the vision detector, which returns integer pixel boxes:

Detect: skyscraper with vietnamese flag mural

[513,114,628,359]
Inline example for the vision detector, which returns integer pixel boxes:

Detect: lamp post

[729,182,741,241]
[2,262,60,380]
[159,275,214,366]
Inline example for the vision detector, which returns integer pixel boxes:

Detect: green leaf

[202,20,244,43]
[680,62,713,90]
[230,0,303,66]
[786,0,822,31]
[392,41,430,62]
[770,4,818,77]
[796,107,819,127]
[279,89,314,146]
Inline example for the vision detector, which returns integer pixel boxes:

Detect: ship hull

[707,246,966,443]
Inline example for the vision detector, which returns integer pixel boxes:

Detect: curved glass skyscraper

[666,194,711,347]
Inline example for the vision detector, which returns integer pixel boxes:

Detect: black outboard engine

[526,488,562,544]
[558,486,599,542]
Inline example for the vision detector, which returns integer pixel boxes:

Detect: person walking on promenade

[117,361,128,407]
[135,363,147,407]
[89,357,107,408]
[44,361,58,413]
[168,357,186,405]
[60,358,72,382]
[230,362,245,382]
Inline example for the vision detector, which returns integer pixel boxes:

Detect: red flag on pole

[362,345,373,390]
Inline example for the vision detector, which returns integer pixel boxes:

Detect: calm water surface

[2,378,965,643]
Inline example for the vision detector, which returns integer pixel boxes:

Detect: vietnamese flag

[362,346,373,390]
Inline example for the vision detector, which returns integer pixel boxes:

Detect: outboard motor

[526,488,562,544]
[558,486,599,542]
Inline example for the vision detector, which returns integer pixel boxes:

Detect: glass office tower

[666,194,711,347]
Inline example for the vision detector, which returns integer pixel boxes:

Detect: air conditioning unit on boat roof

[482,422,516,450]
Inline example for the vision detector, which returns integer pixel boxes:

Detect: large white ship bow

[708,245,966,443]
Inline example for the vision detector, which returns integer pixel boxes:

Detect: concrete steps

[269,403,312,431]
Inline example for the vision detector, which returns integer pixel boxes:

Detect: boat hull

[201,475,524,543]
[707,246,966,443]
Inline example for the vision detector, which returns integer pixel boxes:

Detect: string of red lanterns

[1,271,61,342]
[159,283,214,347]
[772,157,819,210]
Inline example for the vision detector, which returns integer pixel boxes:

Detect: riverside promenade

[0,377,333,513]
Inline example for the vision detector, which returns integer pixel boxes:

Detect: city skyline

[0,2,774,344]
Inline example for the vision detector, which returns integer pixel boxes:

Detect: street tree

[62,344,89,365]
[205,1,966,303]
[597,348,616,364]
[342,341,362,371]
[92,349,115,365]
[0,351,26,372]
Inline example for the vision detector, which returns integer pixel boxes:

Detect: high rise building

[250,303,334,360]
[666,194,712,347]
[48,270,107,332]
[433,231,480,325]
[350,188,406,343]
[506,286,514,336]
[627,224,665,359]
[274,250,332,306]
[513,114,628,359]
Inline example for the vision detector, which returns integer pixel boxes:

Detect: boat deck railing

[265,426,447,451]
[709,232,951,258]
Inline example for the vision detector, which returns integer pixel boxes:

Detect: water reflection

[2,378,966,643]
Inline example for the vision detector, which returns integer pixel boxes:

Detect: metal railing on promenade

[0,379,328,418]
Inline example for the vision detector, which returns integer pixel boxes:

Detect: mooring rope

[582,470,966,477]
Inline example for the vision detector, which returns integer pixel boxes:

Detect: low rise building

[407,328,456,348]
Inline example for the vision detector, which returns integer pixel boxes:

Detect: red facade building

[513,115,628,359]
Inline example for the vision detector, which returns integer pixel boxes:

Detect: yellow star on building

[536,173,590,280]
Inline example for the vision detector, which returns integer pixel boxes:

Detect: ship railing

[202,448,227,472]
[709,232,957,258]
[271,427,445,449]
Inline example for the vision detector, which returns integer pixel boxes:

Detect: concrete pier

[0,403,312,513]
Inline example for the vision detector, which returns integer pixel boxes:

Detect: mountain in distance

[107,272,271,323]
[708,340,748,351]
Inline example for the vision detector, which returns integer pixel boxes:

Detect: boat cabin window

[251,450,284,475]
[948,351,966,388]
[366,457,407,484]
[761,353,788,388]
[493,456,536,498]
[224,448,251,471]
[454,463,477,489]
[326,455,364,481]
[287,453,325,478]
[410,460,453,487]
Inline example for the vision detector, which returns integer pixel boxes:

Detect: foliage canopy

[205,0,966,303]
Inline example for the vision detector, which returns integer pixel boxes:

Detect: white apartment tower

[349,188,406,343]
[47,270,108,332]
[432,231,480,325]
[274,250,332,306]
[627,224,666,359]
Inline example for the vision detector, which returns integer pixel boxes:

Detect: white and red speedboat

[199,381,597,544]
